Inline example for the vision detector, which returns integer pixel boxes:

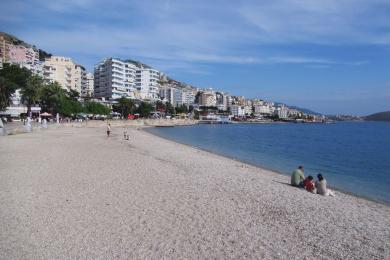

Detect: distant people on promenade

[315,174,335,196]
[303,176,316,193]
[291,166,305,187]
[107,123,111,137]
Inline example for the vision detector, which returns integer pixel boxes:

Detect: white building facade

[135,67,160,100]
[82,72,94,98]
[94,58,137,100]
[231,105,246,117]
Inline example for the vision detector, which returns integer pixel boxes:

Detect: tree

[175,104,188,114]
[68,89,80,101]
[20,75,44,116]
[59,98,83,117]
[136,102,153,118]
[39,82,67,115]
[113,97,135,118]
[84,101,111,115]
[0,77,17,110]
[165,102,175,114]
[0,63,31,110]
[155,100,166,113]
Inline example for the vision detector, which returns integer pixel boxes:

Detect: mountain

[274,103,322,115]
[364,111,390,122]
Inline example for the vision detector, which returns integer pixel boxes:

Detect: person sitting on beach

[303,176,316,193]
[315,174,335,196]
[291,166,305,187]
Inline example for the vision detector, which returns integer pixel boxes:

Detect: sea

[146,121,390,204]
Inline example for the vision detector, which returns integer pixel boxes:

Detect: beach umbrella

[41,112,52,117]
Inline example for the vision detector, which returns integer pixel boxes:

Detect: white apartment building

[184,89,196,107]
[254,105,271,115]
[275,106,289,119]
[244,105,253,115]
[94,58,137,99]
[231,105,246,117]
[43,56,85,93]
[82,72,94,98]
[159,86,196,107]
[216,92,228,111]
[74,65,86,93]
[159,86,174,104]
[135,67,160,100]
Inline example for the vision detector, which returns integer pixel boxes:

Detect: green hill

[364,111,390,122]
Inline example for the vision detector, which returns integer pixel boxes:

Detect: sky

[1,0,390,115]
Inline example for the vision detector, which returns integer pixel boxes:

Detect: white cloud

[238,0,390,44]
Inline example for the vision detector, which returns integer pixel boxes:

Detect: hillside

[364,111,390,122]
[0,32,51,61]
[0,32,32,48]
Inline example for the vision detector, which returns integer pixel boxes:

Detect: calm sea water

[146,122,390,203]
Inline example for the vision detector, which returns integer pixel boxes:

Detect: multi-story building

[159,86,195,108]
[231,105,246,117]
[159,86,174,104]
[43,56,85,93]
[135,67,160,100]
[94,58,137,100]
[236,96,246,106]
[73,64,86,94]
[82,72,94,98]
[198,91,216,107]
[275,105,289,119]
[216,92,228,111]
[0,35,42,75]
[244,105,253,116]
[183,88,196,107]
[254,104,272,115]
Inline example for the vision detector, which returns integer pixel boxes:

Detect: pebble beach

[0,125,389,259]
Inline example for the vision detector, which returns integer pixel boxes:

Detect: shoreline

[143,126,390,207]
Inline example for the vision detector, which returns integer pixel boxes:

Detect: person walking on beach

[106,123,111,137]
[291,166,305,187]
[315,174,335,196]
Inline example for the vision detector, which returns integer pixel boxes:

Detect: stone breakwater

[0,126,389,259]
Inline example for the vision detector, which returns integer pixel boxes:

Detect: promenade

[0,126,389,259]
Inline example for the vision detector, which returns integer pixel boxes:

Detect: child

[303,176,316,193]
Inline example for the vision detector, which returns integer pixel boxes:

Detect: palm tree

[39,82,67,115]
[0,63,31,110]
[21,75,44,117]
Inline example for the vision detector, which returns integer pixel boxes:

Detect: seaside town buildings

[0,35,42,75]
[231,105,246,117]
[0,33,323,121]
[94,58,164,101]
[43,56,86,93]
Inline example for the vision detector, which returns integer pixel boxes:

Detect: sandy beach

[0,125,389,259]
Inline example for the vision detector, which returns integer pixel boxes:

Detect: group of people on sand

[291,165,335,196]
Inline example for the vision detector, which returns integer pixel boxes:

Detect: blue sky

[1,0,390,115]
